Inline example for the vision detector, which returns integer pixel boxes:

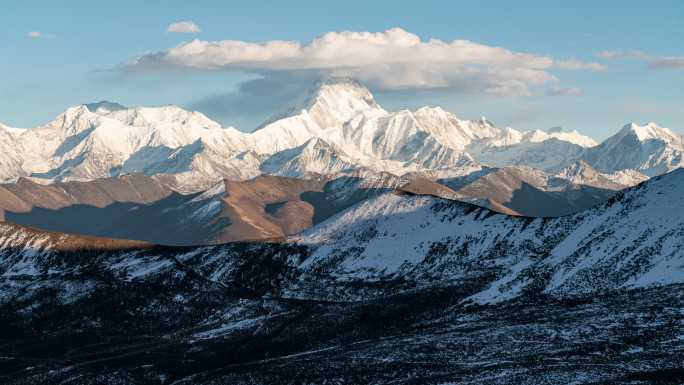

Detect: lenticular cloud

[130,28,601,95]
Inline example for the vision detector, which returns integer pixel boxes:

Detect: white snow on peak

[552,160,636,188]
[0,122,26,135]
[412,107,499,150]
[305,78,385,129]
[617,122,682,143]
[524,128,597,148]
[0,79,679,190]
[581,122,684,177]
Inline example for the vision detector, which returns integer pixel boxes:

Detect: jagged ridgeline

[0,79,680,193]
[0,79,680,246]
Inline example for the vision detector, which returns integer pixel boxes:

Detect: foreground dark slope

[1,171,684,384]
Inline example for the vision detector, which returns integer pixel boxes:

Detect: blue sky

[1,0,682,140]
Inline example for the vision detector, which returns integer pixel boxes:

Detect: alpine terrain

[3,5,683,383]
[0,78,682,385]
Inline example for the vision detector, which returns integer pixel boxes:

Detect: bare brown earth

[398,176,461,199]
[212,173,461,242]
[481,198,521,216]
[0,173,174,221]
[1,172,405,244]
[0,170,617,244]
[453,166,617,217]
[214,176,328,242]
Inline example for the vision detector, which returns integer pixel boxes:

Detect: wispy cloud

[547,86,582,96]
[127,28,602,96]
[556,59,605,71]
[27,31,55,39]
[186,71,318,130]
[167,21,201,34]
[596,50,649,60]
[648,57,684,70]
[597,50,684,70]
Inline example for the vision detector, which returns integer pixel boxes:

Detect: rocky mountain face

[0,79,667,243]
[0,173,226,245]
[0,79,680,192]
[1,170,683,384]
[206,173,411,243]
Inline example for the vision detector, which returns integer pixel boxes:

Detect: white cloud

[596,50,684,69]
[547,86,582,96]
[129,28,602,95]
[28,31,55,39]
[596,50,623,59]
[556,59,605,71]
[167,21,201,34]
[596,50,649,60]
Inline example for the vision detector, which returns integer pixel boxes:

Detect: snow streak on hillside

[293,169,684,303]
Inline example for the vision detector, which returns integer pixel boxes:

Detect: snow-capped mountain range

[0,79,681,191]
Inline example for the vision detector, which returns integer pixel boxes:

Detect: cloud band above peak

[130,27,603,95]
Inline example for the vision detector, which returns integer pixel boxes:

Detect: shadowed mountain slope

[0,173,174,221]
[452,165,621,216]
[0,168,625,243]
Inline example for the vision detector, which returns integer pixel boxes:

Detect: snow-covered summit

[0,79,679,189]
[305,78,385,129]
[254,78,384,132]
[615,122,682,144]
[582,122,684,176]
[524,127,597,148]
[412,106,499,150]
